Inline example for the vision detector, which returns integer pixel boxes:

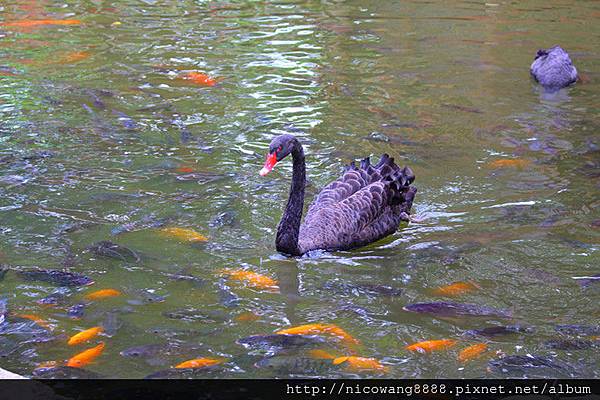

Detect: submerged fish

[403,302,512,318]
[120,342,206,365]
[555,324,600,336]
[0,266,8,281]
[237,334,328,350]
[178,72,219,87]
[216,278,240,308]
[159,227,208,243]
[85,289,121,301]
[163,308,227,323]
[67,342,105,368]
[464,325,534,338]
[68,327,103,346]
[17,268,93,287]
[163,272,205,288]
[323,281,403,297]
[126,289,167,305]
[174,357,223,369]
[67,303,86,319]
[101,311,121,338]
[32,366,103,379]
[332,356,389,373]
[276,324,359,345]
[405,339,457,353]
[487,355,577,378]
[144,367,220,379]
[487,159,531,169]
[458,343,488,363]
[14,314,53,330]
[544,338,599,350]
[221,268,279,292]
[572,274,600,288]
[254,355,335,374]
[1,19,82,28]
[87,241,141,262]
[431,281,479,297]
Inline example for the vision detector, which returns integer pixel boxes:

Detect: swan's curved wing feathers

[299,154,416,252]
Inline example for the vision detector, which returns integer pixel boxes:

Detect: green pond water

[0,0,599,378]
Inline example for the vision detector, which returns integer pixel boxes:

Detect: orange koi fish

[68,327,103,346]
[333,356,389,373]
[221,268,279,292]
[178,71,219,87]
[432,281,479,297]
[85,289,121,301]
[67,342,105,368]
[405,339,457,353]
[276,323,360,345]
[174,357,223,369]
[307,349,336,360]
[487,159,531,169]
[56,51,90,64]
[458,343,488,363]
[15,314,52,330]
[234,311,260,323]
[175,166,195,173]
[159,227,208,242]
[1,19,82,28]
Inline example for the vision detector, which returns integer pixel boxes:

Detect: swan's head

[259,134,297,176]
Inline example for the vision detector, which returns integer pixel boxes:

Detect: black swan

[259,134,416,256]
[530,46,578,90]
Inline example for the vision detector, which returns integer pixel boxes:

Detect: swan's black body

[261,134,416,256]
[530,46,578,90]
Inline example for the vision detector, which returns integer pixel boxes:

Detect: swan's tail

[348,154,416,211]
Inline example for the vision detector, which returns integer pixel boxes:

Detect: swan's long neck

[276,142,305,256]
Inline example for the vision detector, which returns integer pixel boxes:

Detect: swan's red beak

[259,152,278,176]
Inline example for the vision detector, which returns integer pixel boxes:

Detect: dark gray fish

[126,289,167,305]
[163,272,205,288]
[32,366,103,379]
[544,339,599,350]
[147,326,221,339]
[403,301,512,318]
[254,356,334,374]
[217,278,240,308]
[0,318,55,344]
[555,324,600,336]
[573,274,600,288]
[209,211,239,228]
[101,311,121,337]
[323,281,403,297]
[0,336,21,357]
[36,288,70,306]
[163,308,227,323]
[144,366,221,379]
[175,171,227,184]
[21,150,54,161]
[488,355,577,378]
[112,110,137,130]
[465,325,534,338]
[59,221,97,234]
[0,266,7,281]
[67,303,86,319]
[120,342,206,365]
[111,215,173,236]
[441,103,484,114]
[237,334,327,350]
[17,268,93,287]
[120,343,167,358]
[87,241,141,262]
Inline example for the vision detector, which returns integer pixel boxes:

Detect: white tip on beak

[259,167,270,176]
